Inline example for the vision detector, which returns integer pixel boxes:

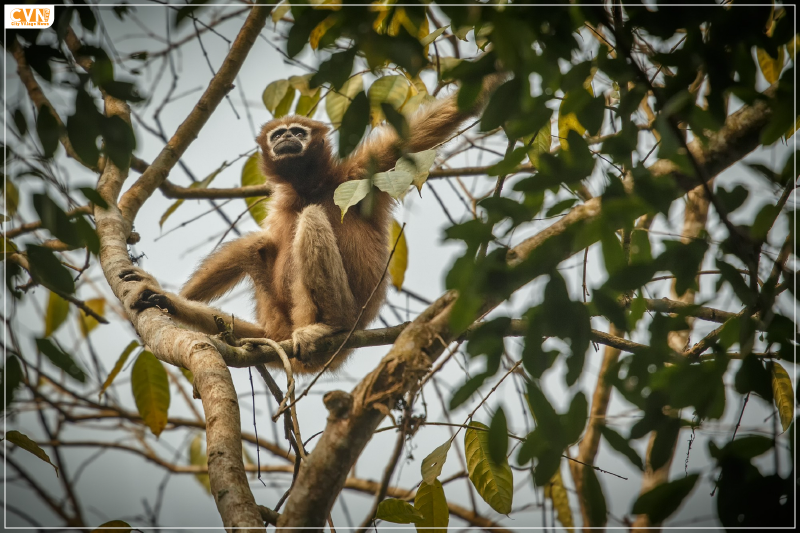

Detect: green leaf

[338,91,370,158]
[326,74,363,126]
[33,193,81,247]
[421,439,451,485]
[78,187,108,209]
[131,351,170,437]
[600,425,644,471]
[241,153,270,224]
[99,341,139,399]
[464,422,513,514]
[295,90,321,118]
[27,245,76,295]
[189,433,211,493]
[369,75,410,126]
[414,479,449,532]
[275,87,296,119]
[420,25,448,47]
[2,355,24,411]
[769,362,794,433]
[373,169,413,198]
[44,291,69,337]
[398,150,437,192]
[4,430,59,476]
[631,473,699,525]
[36,338,86,383]
[263,79,290,115]
[562,392,588,445]
[3,177,19,217]
[582,467,607,526]
[376,498,424,524]
[36,105,61,158]
[333,179,372,221]
[13,108,28,137]
[488,407,509,464]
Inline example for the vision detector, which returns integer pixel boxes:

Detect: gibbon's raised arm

[180,233,264,303]
[342,73,507,177]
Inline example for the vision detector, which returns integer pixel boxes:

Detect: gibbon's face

[265,122,311,159]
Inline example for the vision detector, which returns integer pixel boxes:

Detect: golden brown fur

[129,75,504,374]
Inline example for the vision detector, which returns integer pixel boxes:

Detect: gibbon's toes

[291,330,318,363]
[132,289,177,315]
[119,269,145,283]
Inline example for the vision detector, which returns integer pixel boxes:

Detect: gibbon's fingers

[131,289,177,315]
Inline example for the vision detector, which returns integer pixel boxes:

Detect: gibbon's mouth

[273,138,304,156]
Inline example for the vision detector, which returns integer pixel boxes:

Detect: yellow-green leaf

[92,520,131,533]
[296,91,322,118]
[421,439,451,485]
[757,46,785,85]
[388,219,408,290]
[334,179,372,221]
[275,87,296,119]
[770,362,794,433]
[99,341,139,399]
[78,298,105,337]
[181,367,194,385]
[421,25,448,47]
[464,421,513,515]
[397,150,437,193]
[190,433,211,493]
[414,479,448,532]
[3,176,19,217]
[326,74,363,126]
[787,34,800,61]
[44,291,69,337]
[373,169,414,198]
[545,467,573,528]
[289,74,317,97]
[271,1,290,25]
[369,75,410,126]
[132,351,170,437]
[524,121,552,168]
[5,430,59,476]
[263,79,291,115]
[310,14,338,50]
[1,237,18,260]
[376,498,424,524]
[241,153,270,225]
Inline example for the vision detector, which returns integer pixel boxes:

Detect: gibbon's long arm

[180,233,263,302]
[343,73,507,177]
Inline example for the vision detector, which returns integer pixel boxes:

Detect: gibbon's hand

[119,269,178,315]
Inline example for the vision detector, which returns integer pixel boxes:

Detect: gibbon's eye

[270,128,287,142]
[290,127,307,139]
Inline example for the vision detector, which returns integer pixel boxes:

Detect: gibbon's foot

[131,289,178,315]
[291,324,333,364]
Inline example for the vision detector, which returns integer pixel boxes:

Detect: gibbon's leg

[289,205,357,362]
[122,237,268,338]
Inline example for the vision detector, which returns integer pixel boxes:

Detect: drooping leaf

[545,467,573,528]
[275,86,296,119]
[262,79,291,115]
[631,473,699,525]
[3,177,20,217]
[524,121,552,168]
[488,407,509,464]
[189,433,211,493]
[333,179,372,221]
[397,150,437,193]
[44,291,69,337]
[1,355,23,411]
[131,351,170,437]
[27,244,75,295]
[241,153,270,224]
[769,362,794,433]
[388,219,408,290]
[78,298,105,337]
[36,338,86,383]
[36,105,61,158]
[414,479,449,532]
[757,46,785,85]
[464,422,513,515]
[376,498,424,524]
[338,91,370,157]
[600,425,644,471]
[91,520,132,533]
[99,341,139,399]
[421,439,451,485]
[373,169,413,198]
[5,430,58,476]
[582,467,607,526]
[368,75,410,126]
[326,74,363,126]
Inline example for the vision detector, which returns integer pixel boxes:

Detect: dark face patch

[274,137,304,155]
[270,126,309,157]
